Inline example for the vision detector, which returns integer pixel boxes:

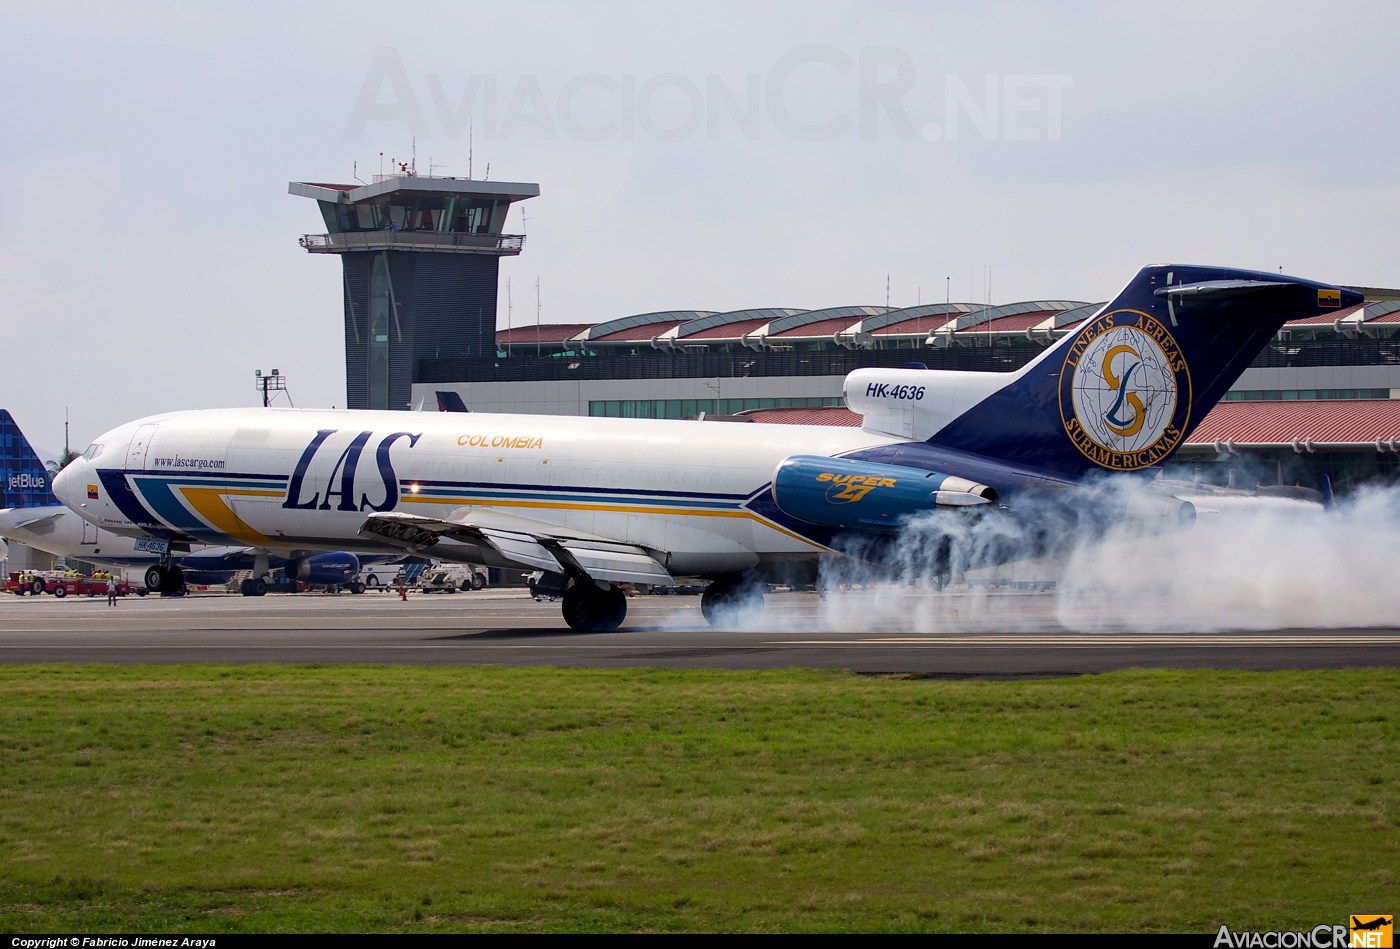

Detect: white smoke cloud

[809,481,1400,633]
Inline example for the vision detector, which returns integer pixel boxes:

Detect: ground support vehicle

[35,575,133,598]
[418,571,458,594]
[5,572,47,595]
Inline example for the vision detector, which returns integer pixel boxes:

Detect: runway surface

[1,587,1397,674]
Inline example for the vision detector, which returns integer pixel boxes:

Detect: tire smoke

[813,479,1400,633]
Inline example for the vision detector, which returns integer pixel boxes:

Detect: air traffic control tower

[291,175,538,410]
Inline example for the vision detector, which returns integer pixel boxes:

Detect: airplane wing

[357,508,674,586]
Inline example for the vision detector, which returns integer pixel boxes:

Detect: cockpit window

[82,444,103,460]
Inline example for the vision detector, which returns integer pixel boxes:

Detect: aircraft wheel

[162,567,184,593]
[700,575,766,629]
[561,583,627,632]
[145,566,165,592]
[239,579,253,596]
[471,573,486,590]
[252,577,267,597]
[350,581,365,594]
[53,584,67,598]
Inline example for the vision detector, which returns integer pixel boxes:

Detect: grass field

[0,665,1394,932]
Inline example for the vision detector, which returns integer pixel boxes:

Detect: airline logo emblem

[1059,309,1192,471]
[7,473,45,490]
[1351,916,1392,948]
[815,470,896,504]
[87,485,99,499]
[1319,288,1342,308]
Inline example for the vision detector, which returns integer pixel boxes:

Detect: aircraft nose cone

[52,459,80,508]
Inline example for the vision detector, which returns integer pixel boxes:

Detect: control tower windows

[320,196,508,235]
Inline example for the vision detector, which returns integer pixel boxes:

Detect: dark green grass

[0,665,1394,932]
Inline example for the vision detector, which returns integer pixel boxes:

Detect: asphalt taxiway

[1,588,1397,674]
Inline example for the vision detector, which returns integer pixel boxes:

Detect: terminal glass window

[1221,388,1391,402]
[588,397,842,418]
[368,257,391,409]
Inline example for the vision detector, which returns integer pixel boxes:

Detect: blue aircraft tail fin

[927,265,1366,477]
[0,410,61,508]
[436,391,470,413]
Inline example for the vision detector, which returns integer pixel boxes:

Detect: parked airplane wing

[357,509,673,585]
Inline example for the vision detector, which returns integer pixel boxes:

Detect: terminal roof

[1184,400,1400,450]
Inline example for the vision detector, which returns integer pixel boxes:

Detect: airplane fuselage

[55,408,907,576]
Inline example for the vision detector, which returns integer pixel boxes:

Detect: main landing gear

[239,550,272,596]
[560,581,627,632]
[700,573,766,629]
[144,564,185,596]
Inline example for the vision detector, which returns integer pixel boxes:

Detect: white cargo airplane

[52,266,1362,629]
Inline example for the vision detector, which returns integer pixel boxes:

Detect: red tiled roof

[872,315,957,336]
[742,406,862,427]
[769,316,866,339]
[591,320,688,343]
[495,324,593,345]
[684,317,773,340]
[1285,304,1364,326]
[1185,400,1400,447]
[957,312,1057,334]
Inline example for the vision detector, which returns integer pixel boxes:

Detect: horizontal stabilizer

[1153,279,1295,300]
[9,509,65,531]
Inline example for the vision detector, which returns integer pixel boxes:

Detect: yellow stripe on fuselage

[177,487,282,546]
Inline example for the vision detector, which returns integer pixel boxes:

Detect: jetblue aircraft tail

[926,265,1365,476]
[0,410,60,509]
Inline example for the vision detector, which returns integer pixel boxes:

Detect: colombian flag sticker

[1319,288,1342,307]
[87,485,99,499]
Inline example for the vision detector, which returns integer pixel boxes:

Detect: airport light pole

[255,369,288,408]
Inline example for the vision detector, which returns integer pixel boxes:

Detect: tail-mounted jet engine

[771,455,996,532]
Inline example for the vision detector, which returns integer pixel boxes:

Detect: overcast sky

[2,1,1397,453]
